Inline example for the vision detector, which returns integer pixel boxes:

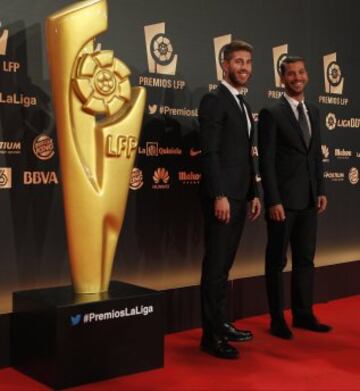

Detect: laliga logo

[323,53,344,94]
[326,113,337,130]
[144,23,177,75]
[348,167,359,185]
[273,44,288,88]
[0,22,9,56]
[214,34,232,81]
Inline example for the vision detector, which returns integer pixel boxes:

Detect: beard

[228,69,249,87]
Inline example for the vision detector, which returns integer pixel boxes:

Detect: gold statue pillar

[46,0,145,293]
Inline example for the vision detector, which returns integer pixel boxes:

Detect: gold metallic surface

[46,0,146,293]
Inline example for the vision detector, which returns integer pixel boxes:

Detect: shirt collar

[284,92,305,110]
[221,80,242,98]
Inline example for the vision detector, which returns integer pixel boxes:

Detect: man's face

[281,61,309,97]
[223,50,252,88]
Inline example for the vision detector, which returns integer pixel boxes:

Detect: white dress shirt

[283,92,312,136]
[221,80,252,136]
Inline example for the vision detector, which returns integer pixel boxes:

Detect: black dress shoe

[293,316,332,332]
[223,322,253,342]
[270,319,293,340]
[200,334,239,359]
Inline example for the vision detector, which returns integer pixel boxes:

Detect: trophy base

[11,281,164,389]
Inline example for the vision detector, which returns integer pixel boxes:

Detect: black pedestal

[11,281,164,389]
[0,313,10,368]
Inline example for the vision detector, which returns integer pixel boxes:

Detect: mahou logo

[152,167,170,189]
[178,171,201,185]
[144,22,177,75]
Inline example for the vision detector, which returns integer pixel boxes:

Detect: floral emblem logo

[150,33,175,66]
[153,167,170,184]
[327,61,342,87]
[326,113,337,130]
[73,50,131,116]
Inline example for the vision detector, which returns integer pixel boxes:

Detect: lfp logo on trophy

[46,0,146,293]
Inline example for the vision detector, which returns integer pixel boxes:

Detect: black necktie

[236,94,246,112]
[236,94,249,135]
[297,102,311,148]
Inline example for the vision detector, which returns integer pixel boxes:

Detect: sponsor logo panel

[140,22,185,90]
[319,52,349,106]
[33,135,55,160]
[267,44,287,99]
[323,171,345,182]
[23,171,59,185]
[321,145,330,162]
[0,22,9,56]
[129,167,144,190]
[334,148,352,159]
[152,167,170,189]
[0,141,21,154]
[0,167,12,189]
[1,24,37,106]
[325,113,360,130]
[348,167,359,185]
[138,142,182,157]
[178,171,201,185]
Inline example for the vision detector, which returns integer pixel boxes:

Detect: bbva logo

[23,171,59,185]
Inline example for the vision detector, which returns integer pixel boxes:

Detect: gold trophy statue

[46,0,145,293]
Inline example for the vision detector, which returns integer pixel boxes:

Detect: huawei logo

[153,167,170,184]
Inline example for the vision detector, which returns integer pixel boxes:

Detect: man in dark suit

[258,56,332,339]
[198,40,261,359]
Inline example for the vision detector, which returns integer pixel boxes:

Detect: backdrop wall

[1,0,359,314]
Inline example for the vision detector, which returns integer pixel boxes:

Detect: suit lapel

[280,96,308,150]
[218,84,244,120]
[218,84,251,139]
[243,99,255,141]
[306,103,317,150]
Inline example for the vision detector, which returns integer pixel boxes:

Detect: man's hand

[269,204,286,222]
[214,197,231,224]
[317,195,327,214]
[249,197,261,221]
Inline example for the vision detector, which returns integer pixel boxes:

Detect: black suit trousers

[200,197,247,337]
[265,207,317,320]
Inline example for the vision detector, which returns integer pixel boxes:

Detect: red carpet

[1,295,359,390]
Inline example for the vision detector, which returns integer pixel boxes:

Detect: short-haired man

[198,40,261,358]
[258,56,332,339]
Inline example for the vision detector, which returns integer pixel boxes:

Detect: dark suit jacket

[258,96,325,210]
[198,83,257,201]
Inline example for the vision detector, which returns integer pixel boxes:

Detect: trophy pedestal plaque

[11,281,164,389]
